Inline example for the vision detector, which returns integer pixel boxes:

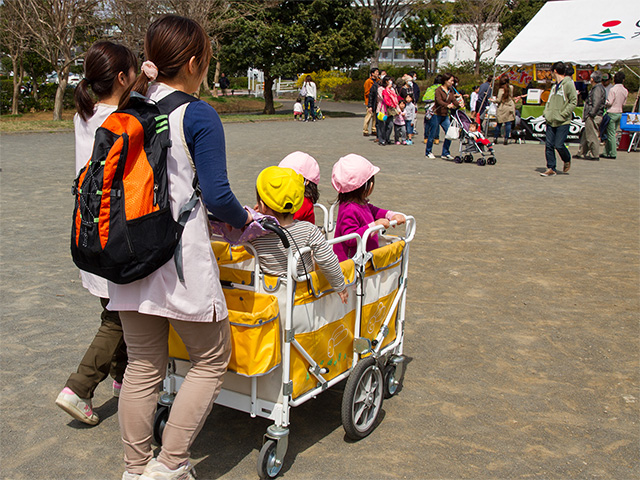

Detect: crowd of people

[361,63,630,175]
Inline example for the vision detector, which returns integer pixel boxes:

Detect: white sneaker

[426,152,435,159]
[140,459,196,480]
[55,387,99,425]
[122,472,141,480]
[442,154,454,160]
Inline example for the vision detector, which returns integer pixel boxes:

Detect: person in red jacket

[278,151,320,224]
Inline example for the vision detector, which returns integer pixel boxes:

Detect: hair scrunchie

[141,61,158,81]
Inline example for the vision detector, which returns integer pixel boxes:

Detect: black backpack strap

[156,90,198,114]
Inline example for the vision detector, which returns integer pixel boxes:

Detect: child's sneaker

[406,140,413,145]
[113,380,122,398]
[140,459,196,480]
[395,141,400,145]
[402,141,407,145]
[55,387,99,425]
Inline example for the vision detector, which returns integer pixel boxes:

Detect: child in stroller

[452,110,497,166]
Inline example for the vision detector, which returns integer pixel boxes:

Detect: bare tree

[353,0,421,67]
[17,0,100,120]
[456,0,505,75]
[169,0,272,95]
[105,0,164,58]
[0,0,28,115]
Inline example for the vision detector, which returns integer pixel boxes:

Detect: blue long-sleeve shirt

[183,101,248,229]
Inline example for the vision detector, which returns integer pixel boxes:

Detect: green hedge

[1,79,75,115]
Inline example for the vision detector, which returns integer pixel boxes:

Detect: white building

[377,23,500,70]
[437,23,500,68]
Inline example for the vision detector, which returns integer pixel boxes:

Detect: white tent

[496,0,640,66]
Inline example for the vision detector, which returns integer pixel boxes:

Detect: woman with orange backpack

[110,15,251,480]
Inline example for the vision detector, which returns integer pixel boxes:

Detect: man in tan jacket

[363,67,379,136]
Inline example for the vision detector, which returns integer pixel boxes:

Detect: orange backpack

[71,91,198,284]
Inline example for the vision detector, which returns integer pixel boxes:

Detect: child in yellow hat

[250,166,348,303]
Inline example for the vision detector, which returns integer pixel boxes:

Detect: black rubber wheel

[257,439,282,479]
[464,154,474,163]
[153,405,169,446]
[454,155,463,164]
[487,156,496,165]
[383,364,403,398]
[341,357,384,440]
[477,158,486,166]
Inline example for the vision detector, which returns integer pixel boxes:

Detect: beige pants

[363,106,376,134]
[578,115,602,158]
[118,311,230,474]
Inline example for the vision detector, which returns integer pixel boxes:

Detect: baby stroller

[314,95,325,120]
[451,110,496,166]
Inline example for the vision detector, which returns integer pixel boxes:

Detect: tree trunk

[474,35,482,76]
[263,74,275,114]
[11,57,21,115]
[211,61,221,97]
[53,66,70,121]
[371,47,381,68]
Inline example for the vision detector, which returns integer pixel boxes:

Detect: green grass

[0,97,292,133]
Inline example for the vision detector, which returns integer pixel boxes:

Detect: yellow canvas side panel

[169,289,281,377]
[360,289,399,348]
[225,289,280,376]
[219,266,253,286]
[228,315,280,377]
[211,241,232,263]
[290,310,355,399]
[211,242,255,265]
[294,259,356,305]
[365,240,406,277]
[168,325,190,360]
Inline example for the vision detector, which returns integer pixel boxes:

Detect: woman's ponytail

[74,78,95,122]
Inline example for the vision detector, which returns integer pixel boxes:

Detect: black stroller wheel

[477,157,487,166]
[464,154,473,163]
[487,156,496,165]
[454,155,463,164]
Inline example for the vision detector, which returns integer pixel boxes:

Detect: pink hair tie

[141,61,158,81]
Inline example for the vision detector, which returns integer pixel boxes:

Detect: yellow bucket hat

[256,166,305,214]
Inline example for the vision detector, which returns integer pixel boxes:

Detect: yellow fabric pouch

[168,289,281,377]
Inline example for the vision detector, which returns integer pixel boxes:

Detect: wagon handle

[259,218,290,249]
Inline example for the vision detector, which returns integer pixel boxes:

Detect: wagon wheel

[257,439,283,479]
[153,405,169,446]
[383,363,404,399]
[341,357,384,440]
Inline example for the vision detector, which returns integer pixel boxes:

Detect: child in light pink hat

[331,154,405,262]
[278,151,320,225]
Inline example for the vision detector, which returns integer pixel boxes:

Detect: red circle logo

[602,20,621,27]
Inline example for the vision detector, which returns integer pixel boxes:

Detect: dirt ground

[1,109,638,479]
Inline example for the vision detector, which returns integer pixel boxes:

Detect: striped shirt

[250,221,346,292]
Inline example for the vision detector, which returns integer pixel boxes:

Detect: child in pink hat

[278,151,320,225]
[331,154,405,262]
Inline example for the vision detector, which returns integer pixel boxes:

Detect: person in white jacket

[55,40,137,427]
[303,75,317,121]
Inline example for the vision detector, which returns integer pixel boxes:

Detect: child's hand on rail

[391,214,406,226]
[374,218,390,229]
[338,289,349,304]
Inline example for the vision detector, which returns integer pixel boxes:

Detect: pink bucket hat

[331,154,380,193]
[278,151,320,185]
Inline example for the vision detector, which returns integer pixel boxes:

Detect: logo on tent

[576,20,625,42]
